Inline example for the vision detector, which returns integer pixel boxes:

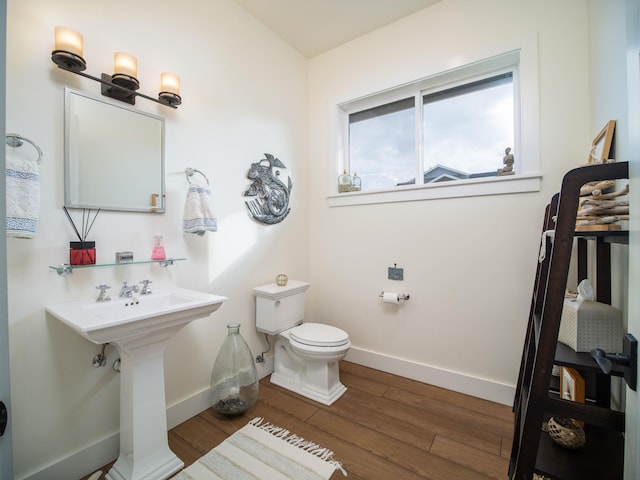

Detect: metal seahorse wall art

[243,153,292,224]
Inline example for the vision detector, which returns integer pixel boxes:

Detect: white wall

[587,0,630,309]
[6,0,308,478]
[307,0,592,404]
[587,0,638,476]
[6,0,611,478]
[586,0,630,413]
[0,0,14,478]
[623,0,640,475]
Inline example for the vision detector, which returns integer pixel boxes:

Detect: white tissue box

[558,299,623,353]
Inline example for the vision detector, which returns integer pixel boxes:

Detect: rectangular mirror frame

[64,88,166,213]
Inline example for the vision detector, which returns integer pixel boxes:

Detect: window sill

[327,173,542,207]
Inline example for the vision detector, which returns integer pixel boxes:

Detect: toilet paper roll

[382,291,400,304]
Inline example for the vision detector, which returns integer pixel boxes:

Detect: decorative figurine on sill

[243,153,292,225]
[497,147,515,176]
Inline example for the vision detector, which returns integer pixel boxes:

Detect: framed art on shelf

[587,120,616,164]
[559,367,586,426]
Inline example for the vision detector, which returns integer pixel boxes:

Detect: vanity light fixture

[51,26,182,109]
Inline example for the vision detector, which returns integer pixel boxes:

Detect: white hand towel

[183,183,217,236]
[6,155,40,238]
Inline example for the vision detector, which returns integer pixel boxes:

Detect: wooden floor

[84,361,514,480]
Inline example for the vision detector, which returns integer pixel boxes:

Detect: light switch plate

[388,266,403,281]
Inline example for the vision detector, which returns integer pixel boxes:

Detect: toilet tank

[253,280,310,335]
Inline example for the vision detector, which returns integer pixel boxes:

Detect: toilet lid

[289,323,349,347]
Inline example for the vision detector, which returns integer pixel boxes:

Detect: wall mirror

[64,88,165,212]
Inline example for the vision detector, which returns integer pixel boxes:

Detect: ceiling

[234,0,441,58]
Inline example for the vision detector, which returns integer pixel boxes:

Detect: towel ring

[5,133,43,165]
[185,167,209,185]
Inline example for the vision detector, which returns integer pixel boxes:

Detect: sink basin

[46,286,227,346]
[46,286,228,480]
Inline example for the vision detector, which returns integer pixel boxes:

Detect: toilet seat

[289,323,349,348]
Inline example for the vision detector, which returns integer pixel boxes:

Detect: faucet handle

[139,279,153,295]
[96,284,111,302]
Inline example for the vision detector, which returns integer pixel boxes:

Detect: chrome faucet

[119,281,139,298]
[96,284,111,302]
[139,279,153,295]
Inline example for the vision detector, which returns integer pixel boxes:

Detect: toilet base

[270,372,347,406]
[270,335,349,406]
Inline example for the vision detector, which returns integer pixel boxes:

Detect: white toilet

[254,280,351,405]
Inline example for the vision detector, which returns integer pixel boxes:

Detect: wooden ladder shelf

[509,161,629,480]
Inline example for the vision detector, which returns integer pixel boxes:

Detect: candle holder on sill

[70,241,96,266]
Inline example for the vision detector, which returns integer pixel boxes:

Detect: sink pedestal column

[106,339,183,480]
[45,288,227,480]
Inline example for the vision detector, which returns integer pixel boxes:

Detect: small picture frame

[587,120,616,164]
[559,367,585,426]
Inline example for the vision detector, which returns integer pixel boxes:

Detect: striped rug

[173,417,347,479]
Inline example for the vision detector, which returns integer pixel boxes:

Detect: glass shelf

[49,258,187,276]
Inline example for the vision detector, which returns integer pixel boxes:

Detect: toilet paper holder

[379,291,410,300]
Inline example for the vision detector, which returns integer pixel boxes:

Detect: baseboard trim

[21,390,227,480]
[18,432,119,480]
[21,350,512,479]
[345,346,515,406]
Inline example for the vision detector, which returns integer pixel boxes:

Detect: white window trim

[328,33,540,207]
[327,173,541,207]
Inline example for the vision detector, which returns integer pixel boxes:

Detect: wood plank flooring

[83,361,513,480]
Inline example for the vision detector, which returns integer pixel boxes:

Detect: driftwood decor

[243,153,292,225]
[575,121,627,230]
[576,182,629,231]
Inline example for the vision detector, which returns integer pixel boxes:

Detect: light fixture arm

[54,63,179,109]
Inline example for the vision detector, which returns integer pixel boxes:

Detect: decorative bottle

[210,324,259,416]
[352,172,362,191]
[338,169,352,193]
[151,234,166,260]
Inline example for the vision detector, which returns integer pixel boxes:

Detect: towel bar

[5,133,43,164]
[185,167,209,185]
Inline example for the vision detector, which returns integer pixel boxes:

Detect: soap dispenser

[151,234,166,260]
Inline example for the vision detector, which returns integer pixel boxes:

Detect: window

[422,72,514,181]
[349,98,416,190]
[332,47,541,206]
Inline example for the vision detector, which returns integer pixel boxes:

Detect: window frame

[329,40,541,207]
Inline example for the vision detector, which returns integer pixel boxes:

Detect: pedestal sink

[46,287,227,480]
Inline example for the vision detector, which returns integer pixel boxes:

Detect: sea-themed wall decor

[243,153,292,224]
